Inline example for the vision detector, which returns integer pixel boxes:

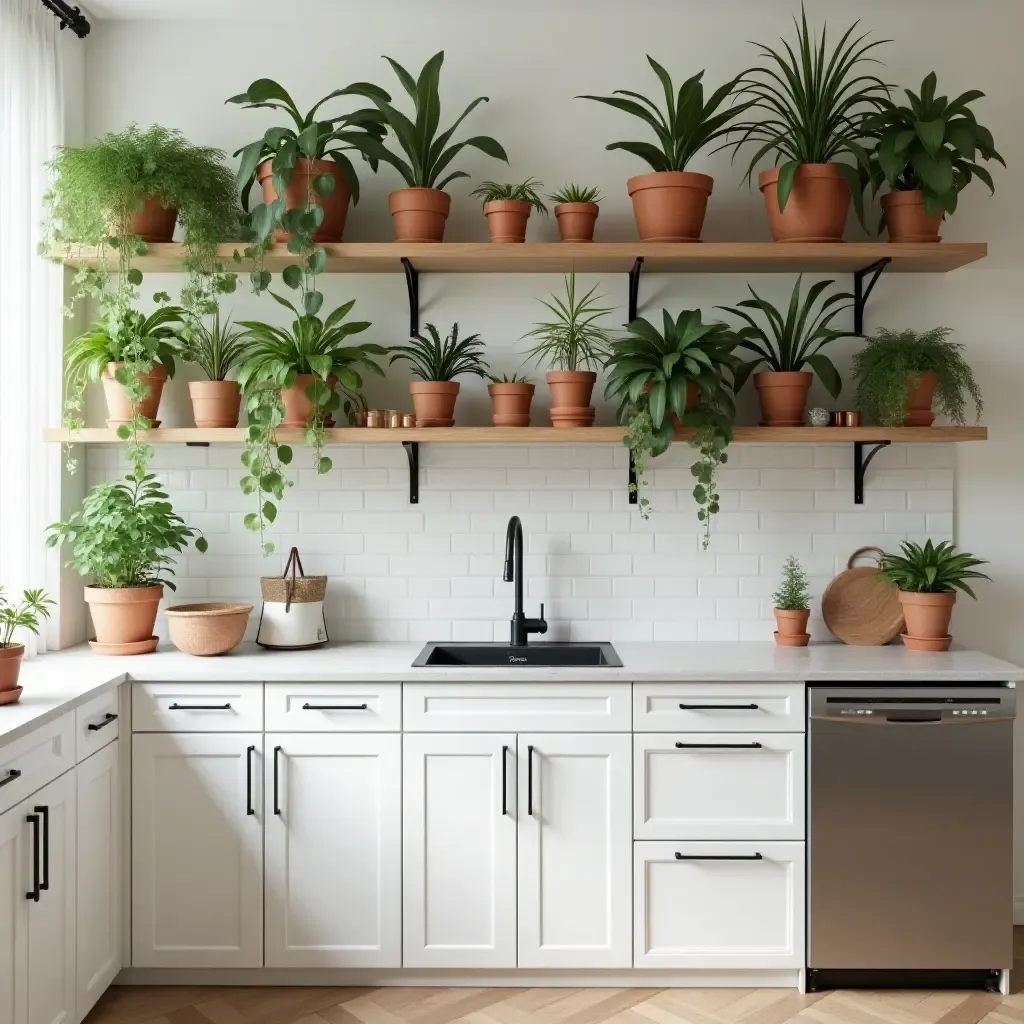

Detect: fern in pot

[183,309,250,428]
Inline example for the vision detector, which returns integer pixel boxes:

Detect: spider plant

[0,588,54,651]
[389,323,489,382]
[487,372,533,384]
[470,179,548,214]
[548,184,603,205]
[879,540,989,597]
[522,272,617,372]
[182,309,249,381]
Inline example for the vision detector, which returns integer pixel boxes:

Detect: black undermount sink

[413,642,622,668]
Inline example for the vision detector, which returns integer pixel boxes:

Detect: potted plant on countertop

[46,475,208,655]
[487,373,535,427]
[522,272,617,428]
[350,51,508,242]
[852,327,983,427]
[579,62,749,241]
[471,179,548,242]
[729,8,889,241]
[604,309,739,544]
[772,555,811,647]
[0,588,55,702]
[389,323,489,427]
[864,72,1004,242]
[182,309,250,428]
[879,540,990,652]
[548,184,603,242]
[717,276,856,426]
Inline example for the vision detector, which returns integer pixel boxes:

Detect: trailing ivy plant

[470,179,548,213]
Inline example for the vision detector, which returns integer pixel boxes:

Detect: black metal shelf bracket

[627,256,644,322]
[401,257,420,336]
[853,440,891,504]
[628,452,638,505]
[853,257,891,335]
[39,1,90,38]
[403,441,420,504]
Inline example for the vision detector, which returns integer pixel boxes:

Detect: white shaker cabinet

[0,797,26,1024]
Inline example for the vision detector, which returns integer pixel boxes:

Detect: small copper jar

[844,410,861,427]
[401,413,416,428]
[354,409,367,427]
[387,409,401,428]
[366,409,384,428]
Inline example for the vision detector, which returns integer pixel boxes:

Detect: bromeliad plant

[879,540,990,597]
[389,323,489,382]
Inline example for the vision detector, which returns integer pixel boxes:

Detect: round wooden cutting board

[821,546,904,645]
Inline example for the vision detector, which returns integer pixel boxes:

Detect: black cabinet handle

[168,703,232,711]
[87,713,118,732]
[501,745,509,816]
[25,814,40,901]
[674,741,763,749]
[301,703,368,711]
[527,745,535,816]
[679,703,759,711]
[273,745,282,816]
[34,806,49,891]
[246,745,256,816]
[675,852,764,861]
[0,769,21,789]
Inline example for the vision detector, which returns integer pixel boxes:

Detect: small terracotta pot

[759,164,850,242]
[85,585,163,648]
[547,370,597,429]
[903,370,939,427]
[754,370,813,426]
[280,373,336,428]
[257,158,351,243]
[389,188,451,243]
[189,380,241,428]
[883,190,943,243]
[127,197,178,242]
[483,200,532,243]
[488,382,535,427]
[0,644,24,692]
[774,608,811,639]
[775,631,810,648]
[554,202,599,242]
[410,381,460,427]
[102,362,168,426]
[898,590,955,643]
[627,171,713,242]
[901,633,951,653]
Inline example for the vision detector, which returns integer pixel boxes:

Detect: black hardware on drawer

[501,745,509,816]
[246,745,256,816]
[527,744,535,816]
[678,703,760,711]
[87,712,118,731]
[25,813,40,901]
[0,769,21,789]
[674,741,764,749]
[675,852,764,861]
[300,703,369,711]
[34,805,49,891]
[168,703,232,710]
[273,745,282,815]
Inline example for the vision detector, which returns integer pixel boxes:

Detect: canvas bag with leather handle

[256,547,329,649]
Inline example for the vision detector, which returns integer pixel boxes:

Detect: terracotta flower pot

[409,381,460,427]
[102,362,167,426]
[759,164,850,242]
[883,190,943,243]
[85,585,163,649]
[754,370,813,426]
[279,373,337,428]
[488,382,535,427]
[127,197,178,242]
[189,380,241,428]
[0,644,24,692]
[627,171,713,242]
[483,200,532,243]
[547,371,597,429]
[774,608,810,638]
[554,202,599,242]
[898,590,955,646]
[257,158,351,243]
[903,370,939,427]
[774,631,810,647]
[389,188,450,243]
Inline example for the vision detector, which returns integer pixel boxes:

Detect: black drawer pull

[87,713,118,732]
[675,852,764,861]
[301,703,368,711]
[25,813,40,901]
[679,703,759,711]
[168,703,232,711]
[527,745,535,816]
[246,745,256,816]
[273,745,282,816]
[34,806,49,891]
[0,769,21,789]
[501,745,509,817]
[675,741,763,749]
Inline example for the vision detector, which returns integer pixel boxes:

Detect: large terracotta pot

[759,164,850,242]
[488,382,535,427]
[389,188,450,243]
[627,171,713,242]
[85,585,163,648]
[0,644,24,692]
[280,373,337,428]
[189,380,241,429]
[898,590,955,651]
[102,362,167,426]
[483,200,532,243]
[754,370,813,426]
[903,370,939,427]
[410,381,460,427]
[883,190,943,243]
[547,371,596,429]
[257,158,350,243]
[554,202,599,242]
[127,197,178,242]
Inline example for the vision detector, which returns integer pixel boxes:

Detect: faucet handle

[539,603,546,622]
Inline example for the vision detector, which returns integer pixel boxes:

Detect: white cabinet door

[403,734,516,968]
[517,734,632,968]
[265,734,401,967]
[132,733,263,968]
[634,841,805,969]
[0,802,27,1024]
[76,743,121,1018]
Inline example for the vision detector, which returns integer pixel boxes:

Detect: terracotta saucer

[901,632,951,653]
[105,420,161,428]
[0,686,23,706]
[774,631,810,648]
[88,636,159,656]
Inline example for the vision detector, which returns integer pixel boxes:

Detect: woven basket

[260,548,326,608]
[165,602,253,657]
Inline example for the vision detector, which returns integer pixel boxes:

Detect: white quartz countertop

[2,640,1020,745]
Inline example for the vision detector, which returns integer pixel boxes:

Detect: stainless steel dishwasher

[807,684,1015,992]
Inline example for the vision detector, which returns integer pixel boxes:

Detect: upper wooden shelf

[52,241,988,275]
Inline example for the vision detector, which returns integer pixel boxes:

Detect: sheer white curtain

[0,0,65,652]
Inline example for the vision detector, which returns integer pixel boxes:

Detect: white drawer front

[75,687,121,761]
[634,734,804,840]
[634,841,805,969]
[132,682,263,732]
[633,682,804,733]
[265,683,401,732]
[0,713,74,814]
[402,683,631,732]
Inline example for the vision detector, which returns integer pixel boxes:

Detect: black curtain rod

[38,0,90,37]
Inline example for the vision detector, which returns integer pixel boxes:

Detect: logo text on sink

[508,655,527,664]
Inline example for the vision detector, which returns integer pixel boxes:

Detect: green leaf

[312,172,335,198]
[915,119,945,156]
[194,537,208,553]
[775,161,800,212]
[296,123,320,158]
[307,248,327,275]
[126,268,143,286]
[262,501,277,524]
[317,457,332,475]
[304,290,324,316]
[277,445,293,465]
[281,265,302,289]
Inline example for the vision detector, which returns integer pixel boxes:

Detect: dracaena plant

[879,540,990,597]
[578,59,749,171]
[0,588,55,650]
[522,272,617,373]
[470,179,548,214]
[389,323,489,382]
[181,309,250,382]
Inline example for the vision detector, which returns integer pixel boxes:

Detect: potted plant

[879,540,990,652]
[0,588,55,700]
[852,327,983,427]
[183,309,250,428]
[730,9,889,241]
[389,323,489,426]
[717,276,855,426]
[487,373,535,427]
[46,475,207,655]
[522,272,617,428]
[579,62,748,241]
[604,309,739,545]
[772,555,811,647]
[470,179,548,242]
[548,184,603,242]
[351,52,508,242]
[865,72,1004,242]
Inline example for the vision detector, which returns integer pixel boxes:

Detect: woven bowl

[165,602,253,657]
